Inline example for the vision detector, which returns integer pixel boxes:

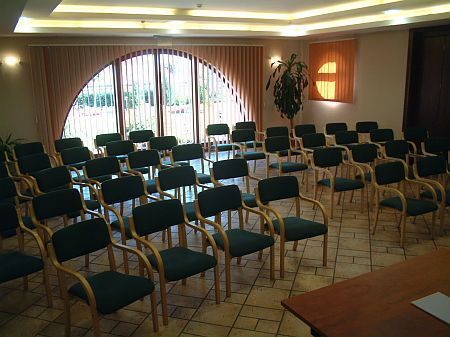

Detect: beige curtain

[29,44,263,150]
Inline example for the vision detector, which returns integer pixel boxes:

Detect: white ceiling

[3,0,450,37]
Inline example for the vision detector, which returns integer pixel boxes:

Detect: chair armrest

[183,220,220,259]
[248,175,260,181]
[299,194,329,226]
[255,202,284,238]
[241,202,275,237]
[111,241,155,278]
[376,185,407,212]
[405,178,438,203]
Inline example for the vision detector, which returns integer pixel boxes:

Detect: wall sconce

[1,55,21,66]
[269,55,281,65]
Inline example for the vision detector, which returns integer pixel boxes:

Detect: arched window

[63,49,244,148]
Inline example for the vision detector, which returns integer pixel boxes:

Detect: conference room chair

[312,147,365,218]
[13,141,45,160]
[170,143,213,184]
[83,156,127,188]
[194,185,275,297]
[105,140,135,163]
[421,137,450,165]
[384,140,417,183]
[48,217,158,337]
[300,133,327,153]
[54,137,83,155]
[0,163,35,204]
[255,175,328,277]
[126,149,161,195]
[205,123,238,161]
[355,121,378,142]
[414,155,449,234]
[324,122,348,145]
[211,158,260,224]
[129,199,219,325]
[94,132,122,157]
[292,124,316,148]
[15,153,53,183]
[235,121,264,148]
[266,126,289,138]
[264,136,308,179]
[371,160,438,247]
[148,135,178,167]
[334,130,361,151]
[60,146,93,182]
[369,128,394,148]
[128,129,155,147]
[231,129,266,173]
[403,127,428,154]
[0,203,52,307]
[98,175,157,274]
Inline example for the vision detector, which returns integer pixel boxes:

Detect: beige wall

[0,36,300,143]
[300,30,409,137]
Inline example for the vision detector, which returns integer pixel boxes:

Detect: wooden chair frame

[230,134,265,174]
[263,142,308,180]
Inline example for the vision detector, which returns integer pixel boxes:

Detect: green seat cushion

[111,217,132,238]
[146,179,157,194]
[69,271,154,315]
[147,247,216,282]
[125,167,149,175]
[85,199,100,211]
[66,162,85,170]
[197,172,211,184]
[245,141,263,148]
[213,144,239,152]
[318,177,364,191]
[380,197,438,216]
[270,217,327,241]
[242,193,257,208]
[89,175,113,183]
[305,146,326,152]
[212,229,274,258]
[0,251,43,283]
[1,216,36,238]
[184,202,197,221]
[174,161,190,167]
[269,161,308,173]
[236,151,266,161]
[421,189,450,206]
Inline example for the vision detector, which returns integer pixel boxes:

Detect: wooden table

[282,248,450,337]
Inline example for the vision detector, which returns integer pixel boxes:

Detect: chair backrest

[127,149,161,169]
[54,138,83,153]
[231,129,255,143]
[0,162,10,179]
[416,156,447,178]
[0,177,18,202]
[385,140,409,161]
[85,156,120,178]
[52,218,111,263]
[235,121,257,131]
[106,140,135,156]
[132,199,185,236]
[32,188,83,221]
[335,131,359,145]
[129,130,155,143]
[266,126,289,138]
[302,133,326,148]
[403,127,428,143]
[351,143,378,163]
[265,136,290,153]
[149,136,178,152]
[374,161,405,185]
[14,142,45,159]
[197,184,242,217]
[212,159,248,180]
[258,176,299,203]
[0,203,21,236]
[34,166,72,193]
[325,123,347,135]
[313,147,343,168]
[61,146,92,166]
[172,143,203,162]
[206,123,229,136]
[370,128,394,143]
[294,124,316,138]
[423,137,450,155]
[18,153,52,175]
[356,121,378,133]
[158,165,197,191]
[101,175,145,205]
[95,133,122,147]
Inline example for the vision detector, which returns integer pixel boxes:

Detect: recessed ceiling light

[383,9,401,14]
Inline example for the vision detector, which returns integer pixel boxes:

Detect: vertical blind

[308,39,356,103]
[29,45,263,151]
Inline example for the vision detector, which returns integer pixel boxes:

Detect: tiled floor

[1,154,449,337]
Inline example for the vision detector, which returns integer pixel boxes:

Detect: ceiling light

[3,56,21,66]
[54,5,176,16]
[383,9,401,15]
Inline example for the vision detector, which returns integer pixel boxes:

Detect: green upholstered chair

[372,160,438,247]
[334,130,360,151]
[414,155,449,234]
[384,140,418,181]
[83,156,126,189]
[312,147,366,218]
[156,165,208,223]
[129,129,154,145]
[13,141,45,160]
[293,124,316,149]
[94,132,122,156]
[231,129,266,172]
[170,143,213,184]
[105,140,135,163]
[356,121,378,134]
[205,123,239,161]
[0,203,52,307]
[54,137,83,154]
[60,146,93,182]
[16,153,53,179]
[264,136,308,179]
[0,166,35,205]
[98,175,157,273]
[129,199,219,325]
[369,128,394,148]
[266,126,289,138]
[126,149,161,195]
[194,185,275,297]
[403,127,428,155]
[149,135,178,167]
[255,175,328,277]
[300,133,327,153]
[235,121,264,148]
[211,158,260,224]
[48,217,158,337]
[324,122,347,145]
[422,137,450,165]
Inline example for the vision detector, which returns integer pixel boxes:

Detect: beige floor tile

[239,306,284,321]
[245,287,290,309]
[229,328,276,337]
[292,274,333,292]
[371,252,405,267]
[0,316,49,337]
[278,312,311,337]
[183,321,230,337]
[131,317,187,337]
[334,262,371,279]
[192,300,241,326]
[234,316,258,330]
[255,319,280,333]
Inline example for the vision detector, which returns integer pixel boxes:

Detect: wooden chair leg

[280,237,285,278]
[322,234,328,266]
[430,211,436,239]
[293,240,298,251]
[330,191,334,219]
[214,264,221,304]
[360,188,364,213]
[42,264,53,307]
[228,210,232,230]
[400,213,407,247]
[372,205,380,235]
[439,206,445,235]
[237,257,241,265]
[90,305,101,337]
[245,210,249,224]
[150,291,159,332]
[63,295,71,337]
[160,275,169,325]
[225,252,231,297]
[269,246,275,280]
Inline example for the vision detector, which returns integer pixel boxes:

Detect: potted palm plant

[265,53,309,131]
